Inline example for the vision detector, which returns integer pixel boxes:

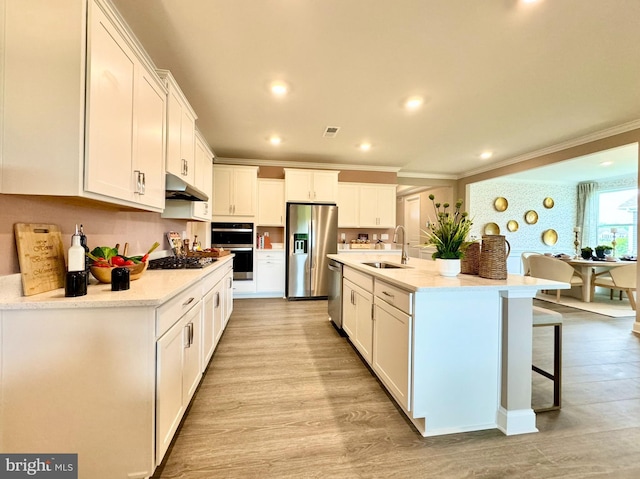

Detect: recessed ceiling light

[270,82,288,96]
[480,151,493,160]
[404,96,423,110]
[269,136,282,145]
[359,142,372,151]
[600,160,613,167]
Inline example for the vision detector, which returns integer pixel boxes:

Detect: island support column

[497,289,539,435]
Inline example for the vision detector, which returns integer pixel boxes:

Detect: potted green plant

[581,246,593,260]
[595,245,612,259]
[423,195,473,276]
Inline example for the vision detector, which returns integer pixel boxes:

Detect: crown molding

[396,171,458,180]
[461,119,640,179]
[214,157,401,173]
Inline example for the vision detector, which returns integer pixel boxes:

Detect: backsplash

[0,195,191,276]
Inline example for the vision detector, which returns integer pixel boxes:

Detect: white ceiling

[112,0,640,180]
[501,143,638,183]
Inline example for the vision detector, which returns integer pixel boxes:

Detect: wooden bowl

[90,262,148,284]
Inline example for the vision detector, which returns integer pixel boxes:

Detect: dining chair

[521,252,542,276]
[591,263,637,310]
[528,255,584,302]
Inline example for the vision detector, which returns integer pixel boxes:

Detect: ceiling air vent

[323,126,341,138]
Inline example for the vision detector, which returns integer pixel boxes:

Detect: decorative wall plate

[484,222,500,235]
[494,197,508,212]
[543,197,554,209]
[507,220,519,232]
[524,210,538,224]
[542,229,558,246]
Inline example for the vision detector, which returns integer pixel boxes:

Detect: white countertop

[0,255,234,310]
[328,253,569,293]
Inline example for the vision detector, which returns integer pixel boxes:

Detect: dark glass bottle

[79,224,90,286]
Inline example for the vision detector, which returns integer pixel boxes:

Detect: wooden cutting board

[14,223,67,296]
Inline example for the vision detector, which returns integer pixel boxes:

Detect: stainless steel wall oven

[211,222,254,280]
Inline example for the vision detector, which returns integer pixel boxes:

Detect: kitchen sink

[362,261,410,269]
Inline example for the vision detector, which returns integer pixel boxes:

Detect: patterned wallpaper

[468,180,577,254]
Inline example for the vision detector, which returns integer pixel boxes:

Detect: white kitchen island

[328,253,569,437]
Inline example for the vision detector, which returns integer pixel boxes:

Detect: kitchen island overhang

[328,253,570,437]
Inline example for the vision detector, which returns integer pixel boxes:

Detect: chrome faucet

[394,225,409,264]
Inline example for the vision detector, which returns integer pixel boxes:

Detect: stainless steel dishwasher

[327,259,344,332]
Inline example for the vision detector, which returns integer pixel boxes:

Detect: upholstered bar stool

[532,306,563,412]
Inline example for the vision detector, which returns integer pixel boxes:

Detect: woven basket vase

[460,242,480,275]
[479,235,511,280]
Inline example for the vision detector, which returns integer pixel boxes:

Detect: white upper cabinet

[257,179,285,226]
[337,183,360,228]
[161,129,213,221]
[160,70,197,187]
[212,165,258,217]
[338,183,397,228]
[359,184,396,228]
[1,0,167,212]
[284,168,339,203]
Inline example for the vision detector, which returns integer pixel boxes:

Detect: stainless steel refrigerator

[286,203,338,299]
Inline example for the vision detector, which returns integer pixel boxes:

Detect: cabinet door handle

[182,297,195,307]
[184,324,191,348]
[189,322,194,345]
[140,172,145,195]
[134,170,141,194]
[215,291,220,308]
[371,303,375,319]
[351,290,355,305]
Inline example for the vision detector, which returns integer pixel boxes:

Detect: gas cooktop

[148,256,215,270]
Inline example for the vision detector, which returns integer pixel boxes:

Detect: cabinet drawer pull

[382,291,395,299]
[182,297,195,307]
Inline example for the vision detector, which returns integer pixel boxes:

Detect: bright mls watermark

[0,454,77,478]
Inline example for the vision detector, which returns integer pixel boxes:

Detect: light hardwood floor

[153,298,640,478]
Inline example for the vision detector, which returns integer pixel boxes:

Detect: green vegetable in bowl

[89,246,118,262]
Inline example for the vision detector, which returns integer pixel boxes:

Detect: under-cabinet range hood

[165,173,209,201]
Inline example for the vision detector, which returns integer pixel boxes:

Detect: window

[596,188,637,256]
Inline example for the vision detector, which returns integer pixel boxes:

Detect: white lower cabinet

[223,267,234,328]
[201,261,232,369]
[0,258,234,479]
[256,250,285,296]
[342,266,374,364]
[155,282,203,465]
[202,279,223,367]
[373,293,412,411]
[343,268,413,411]
[156,301,202,464]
